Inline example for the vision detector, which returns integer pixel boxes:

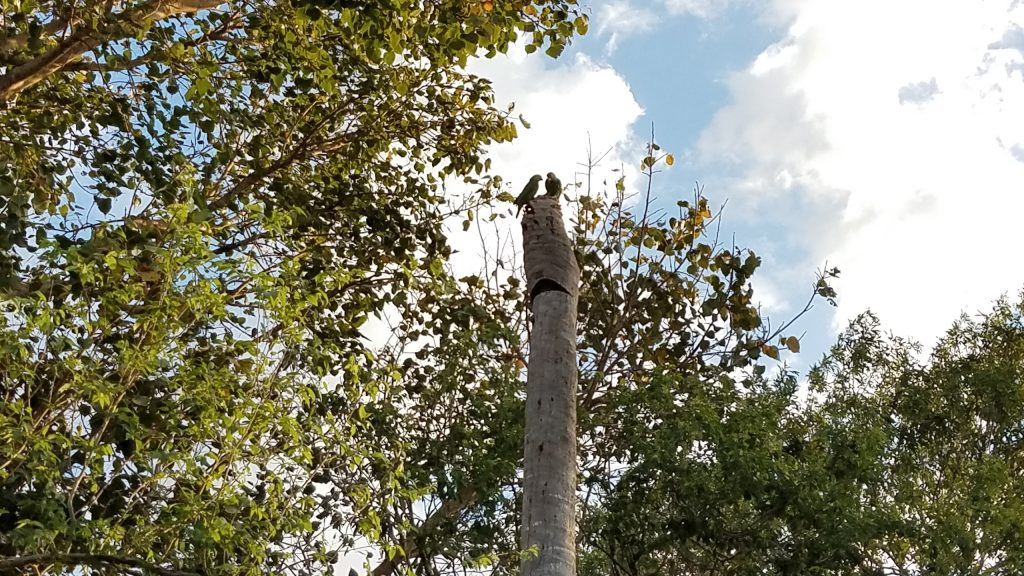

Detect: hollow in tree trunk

[519,196,580,576]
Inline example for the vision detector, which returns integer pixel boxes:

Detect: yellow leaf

[762,344,780,361]
[785,336,801,353]
[665,154,674,166]
[482,0,494,11]
[574,15,589,35]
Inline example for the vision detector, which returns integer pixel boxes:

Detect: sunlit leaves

[804,297,1024,574]
[0,0,587,574]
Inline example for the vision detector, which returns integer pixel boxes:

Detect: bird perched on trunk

[515,174,543,216]
[544,172,562,198]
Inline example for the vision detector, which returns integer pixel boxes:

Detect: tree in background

[805,296,1024,575]
[577,288,1024,576]
[0,1,588,574]
[567,152,850,576]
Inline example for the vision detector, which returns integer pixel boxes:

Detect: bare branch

[370,487,478,576]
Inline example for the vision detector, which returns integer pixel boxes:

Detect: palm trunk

[520,196,580,576]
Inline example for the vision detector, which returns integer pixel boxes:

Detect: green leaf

[574,15,589,36]
[429,258,443,277]
[545,43,565,58]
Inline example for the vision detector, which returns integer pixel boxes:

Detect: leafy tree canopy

[578,293,1024,576]
[9,2,1018,576]
[0,1,587,574]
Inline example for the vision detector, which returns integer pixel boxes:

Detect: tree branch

[208,122,356,211]
[370,486,478,576]
[0,0,226,100]
[0,553,201,576]
[63,16,241,73]
[0,18,76,55]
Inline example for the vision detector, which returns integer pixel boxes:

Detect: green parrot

[514,174,543,216]
[544,172,562,198]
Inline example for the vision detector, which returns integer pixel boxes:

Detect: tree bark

[520,196,579,576]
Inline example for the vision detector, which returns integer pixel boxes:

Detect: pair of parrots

[514,172,562,216]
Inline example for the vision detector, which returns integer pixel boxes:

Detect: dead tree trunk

[520,196,580,576]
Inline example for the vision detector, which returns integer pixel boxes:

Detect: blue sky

[458,0,1024,368]
[585,6,842,363]
[593,10,775,144]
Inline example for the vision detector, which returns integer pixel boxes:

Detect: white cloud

[470,48,644,178]
[697,0,1024,349]
[661,0,747,18]
[451,47,645,276]
[358,48,643,344]
[596,1,657,54]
